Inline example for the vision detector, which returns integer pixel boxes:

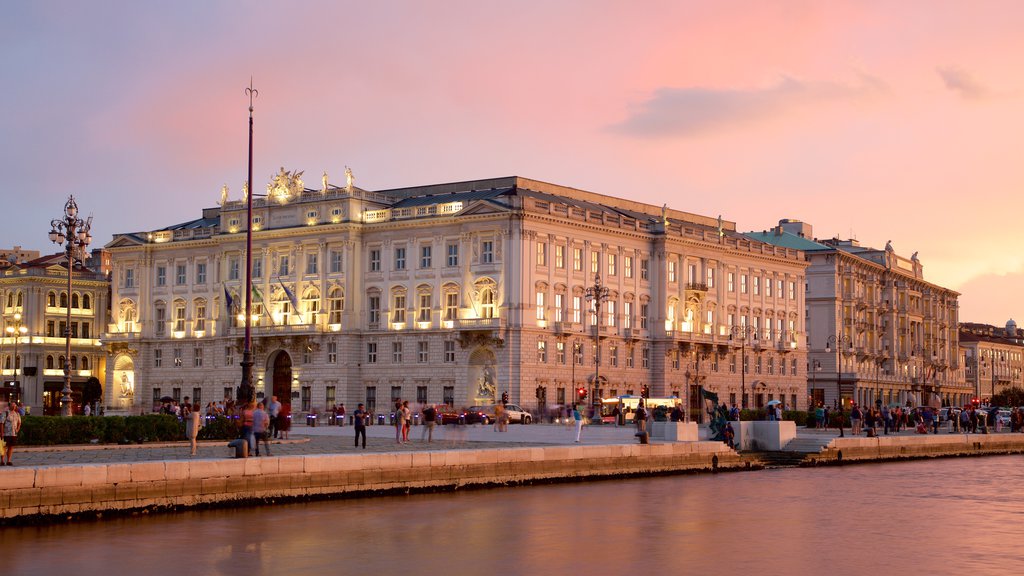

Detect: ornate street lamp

[49,196,92,416]
[585,274,609,422]
[5,313,28,401]
[238,80,259,406]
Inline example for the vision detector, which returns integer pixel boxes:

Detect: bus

[600,395,681,424]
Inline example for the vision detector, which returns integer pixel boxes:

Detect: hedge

[16,414,244,446]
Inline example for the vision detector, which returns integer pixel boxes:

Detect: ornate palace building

[748,220,967,409]
[0,253,109,413]
[103,174,808,416]
[959,321,1024,403]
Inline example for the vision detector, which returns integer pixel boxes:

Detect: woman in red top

[278,403,291,440]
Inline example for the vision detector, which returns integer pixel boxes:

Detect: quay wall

[0,442,739,521]
[806,433,1024,464]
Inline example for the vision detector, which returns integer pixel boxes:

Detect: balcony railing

[455,317,503,330]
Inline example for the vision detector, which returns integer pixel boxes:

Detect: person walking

[268,395,281,439]
[187,402,202,456]
[573,403,584,443]
[253,401,271,456]
[1,402,21,465]
[421,404,436,442]
[353,403,368,449]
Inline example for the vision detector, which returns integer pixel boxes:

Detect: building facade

[959,321,1024,402]
[0,254,109,413]
[104,175,808,416]
[748,220,967,409]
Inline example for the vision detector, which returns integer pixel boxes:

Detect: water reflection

[4,456,1021,575]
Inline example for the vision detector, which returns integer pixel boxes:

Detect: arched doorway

[269,351,292,407]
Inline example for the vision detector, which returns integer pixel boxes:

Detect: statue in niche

[119,372,134,398]
[476,361,497,400]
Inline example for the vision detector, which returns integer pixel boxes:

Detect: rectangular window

[47,320,55,338]
[443,386,454,406]
[327,342,337,363]
[791,357,798,375]
[789,281,796,300]
[444,340,456,363]
[229,258,240,281]
[624,256,633,278]
[196,262,207,284]
[393,295,406,324]
[447,243,459,267]
[537,340,547,363]
[591,251,599,274]
[607,254,617,276]
[626,348,634,368]
[556,341,566,364]
[173,347,183,367]
[418,293,431,322]
[668,261,677,283]
[301,386,311,413]
[195,303,206,332]
[392,341,403,363]
[537,242,547,267]
[252,257,262,279]
[369,249,381,272]
[306,253,318,275]
[777,279,784,297]
[444,292,458,321]
[536,291,546,321]
[368,295,381,326]
[640,303,649,329]
[418,341,429,363]
[193,387,202,407]
[365,387,377,413]
[728,272,735,292]
[688,264,698,284]
[640,259,649,281]
[367,342,378,363]
[572,296,582,324]
[623,301,632,329]
[193,347,203,367]
[554,293,564,323]
[156,266,166,286]
[225,345,233,366]
[416,386,428,404]
[482,241,494,264]
[610,345,618,367]
[606,300,616,327]
[278,255,289,277]
[174,304,186,332]
[642,347,650,368]
[741,274,748,294]
[154,349,162,367]
[707,267,715,288]
[330,249,343,273]
[124,268,135,288]
[175,264,186,285]
[394,247,406,271]
[753,276,760,296]
[573,247,583,271]
[555,245,565,268]
[326,386,336,409]
[155,307,166,335]
[420,245,432,268]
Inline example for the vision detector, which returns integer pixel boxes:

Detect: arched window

[194,298,207,332]
[60,292,68,308]
[328,288,344,324]
[58,355,67,370]
[481,288,495,319]
[70,356,78,370]
[48,291,57,307]
[81,356,90,370]
[172,299,186,332]
[46,355,54,370]
[72,293,80,309]
[302,288,320,323]
[5,292,11,308]
[15,291,22,308]
[83,294,91,309]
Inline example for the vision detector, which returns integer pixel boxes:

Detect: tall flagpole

[239,79,258,404]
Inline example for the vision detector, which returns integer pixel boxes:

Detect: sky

[1,1,1022,325]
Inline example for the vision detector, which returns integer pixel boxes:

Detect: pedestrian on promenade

[401,401,412,443]
[278,402,291,440]
[573,403,584,443]
[1,402,21,465]
[240,401,256,456]
[338,403,346,427]
[187,402,202,456]
[268,395,281,439]
[393,399,403,443]
[494,403,504,432]
[882,405,890,435]
[851,404,862,436]
[354,403,368,449]
[815,404,825,429]
[634,400,648,434]
[724,421,735,449]
[254,401,271,457]
[421,404,436,442]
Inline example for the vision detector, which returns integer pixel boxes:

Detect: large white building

[103,175,809,416]
[748,220,967,409]
[959,321,1024,402]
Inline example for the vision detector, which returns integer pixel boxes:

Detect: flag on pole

[223,285,234,314]
[252,284,274,324]
[278,277,301,313]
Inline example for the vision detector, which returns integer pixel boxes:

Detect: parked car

[463,406,491,425]
[501,403,532,424]
[436,406,462,425]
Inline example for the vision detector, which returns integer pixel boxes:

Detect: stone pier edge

[805,433,1024,465]
[0,442,743,523]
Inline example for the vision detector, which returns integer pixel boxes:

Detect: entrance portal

[271,351,292,408]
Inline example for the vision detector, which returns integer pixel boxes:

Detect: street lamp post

[585,274,609,422]
[238,80,259,406]
[826,334,853,408]
[5,313,27,402]
[729,326,757,410]
[49,195,92,417]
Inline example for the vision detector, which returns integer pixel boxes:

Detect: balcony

[685,282,709,292]
[455,317,504,330]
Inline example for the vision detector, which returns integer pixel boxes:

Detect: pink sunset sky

[2,1,1022,325]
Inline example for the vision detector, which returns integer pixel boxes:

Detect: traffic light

[641,385,650,399]
[501,391,509,405]
[577,387,588,401]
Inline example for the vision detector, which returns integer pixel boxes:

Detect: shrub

[19,414,184,446]
[197,415,238,441]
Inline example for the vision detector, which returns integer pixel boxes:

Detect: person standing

[634,400,648,434]
[354,403,368,449]
[573,403,584,443]
[253,401,271,456]
[187,402,202,456]
[338,403,346,427]
[401,401,412,443]
[240,401,256,456]
[393,399,403,443]
[2,402,22,465]
[851,404,862,436]
[278,402,291,440]
[422,404,436,442]
[267,395,281,439]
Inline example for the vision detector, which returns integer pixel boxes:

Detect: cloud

[936,66,988,100]
[610,74,885,138]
